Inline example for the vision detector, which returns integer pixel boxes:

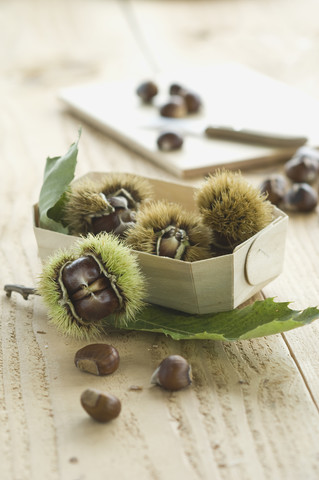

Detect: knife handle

[204,125,308,148]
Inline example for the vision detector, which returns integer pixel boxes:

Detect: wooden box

[33,174,288,314]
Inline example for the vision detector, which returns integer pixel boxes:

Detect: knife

[204,125,308,147]
[140,118,308,148]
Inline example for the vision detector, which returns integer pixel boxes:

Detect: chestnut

[159,96,188,118]
[168,83,202,113]
[157,226,189,258]
[90,195,136,236]
[62,173,153,237]
[259,175,287,206]
[81,389,121,423]
[283,183,318,212]
[136,80,158,102]
[74,343,120,376]
[125,200,213,262]
[157,131,183,152]
[169,83,184,95]
[285,154,319,184]
[151,355,192,391]
[37,233,146,339]
[61,255,121,324]
[183,91,202,114]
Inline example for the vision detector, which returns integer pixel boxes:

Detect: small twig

[4,284,38,300]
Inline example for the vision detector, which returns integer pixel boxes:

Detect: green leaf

[38,130,81,233]
[107,298,319,341]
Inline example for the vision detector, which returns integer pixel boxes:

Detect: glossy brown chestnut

[81,388,121,423]
[285,155,319,184]
[183,91,202,113]
[259,175,287,206]
[74,343,120,376]
[61,255,120,323]
[168,84,202,113]
[159,96,188,118]
[151,355,192,391]
[283,183,318,212]
[157,227,188,259]
[91,195,136,236]
[136,80,158,102]
[157,131,183,152]
[169,83,184,95]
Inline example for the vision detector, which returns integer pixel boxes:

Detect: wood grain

[1,1,319,479]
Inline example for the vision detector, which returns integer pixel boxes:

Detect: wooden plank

[245,173,319,419]
[2,295,317,480]
[0,2,164,479]
[263,209,319,410]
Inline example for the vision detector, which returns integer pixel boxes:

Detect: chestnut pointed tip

[150,365,160,386]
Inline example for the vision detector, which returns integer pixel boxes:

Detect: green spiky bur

[62,173,154,235]
[195,170,273,250]
[37,233,147,340]
[125,200,212,261]
[37,249,96,339]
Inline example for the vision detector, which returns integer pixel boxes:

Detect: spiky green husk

[125,200,212,262]
[37,233,147,339]
[98,172,153,204]
[195,170,273,249]
[62,173,153,235]
[62,179,107,234]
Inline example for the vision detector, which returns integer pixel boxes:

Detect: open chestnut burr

[125,200,213,262]
[5,233,146,339]
[62,173,153,238]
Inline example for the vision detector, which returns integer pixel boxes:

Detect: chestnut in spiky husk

[62,173,153,238]
[195,170,273,253]
[37,233,146,339]
[125,200,213,262]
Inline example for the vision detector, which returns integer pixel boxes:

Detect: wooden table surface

[1,1,319,479]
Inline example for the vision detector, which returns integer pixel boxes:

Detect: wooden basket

[33,174,288,314]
